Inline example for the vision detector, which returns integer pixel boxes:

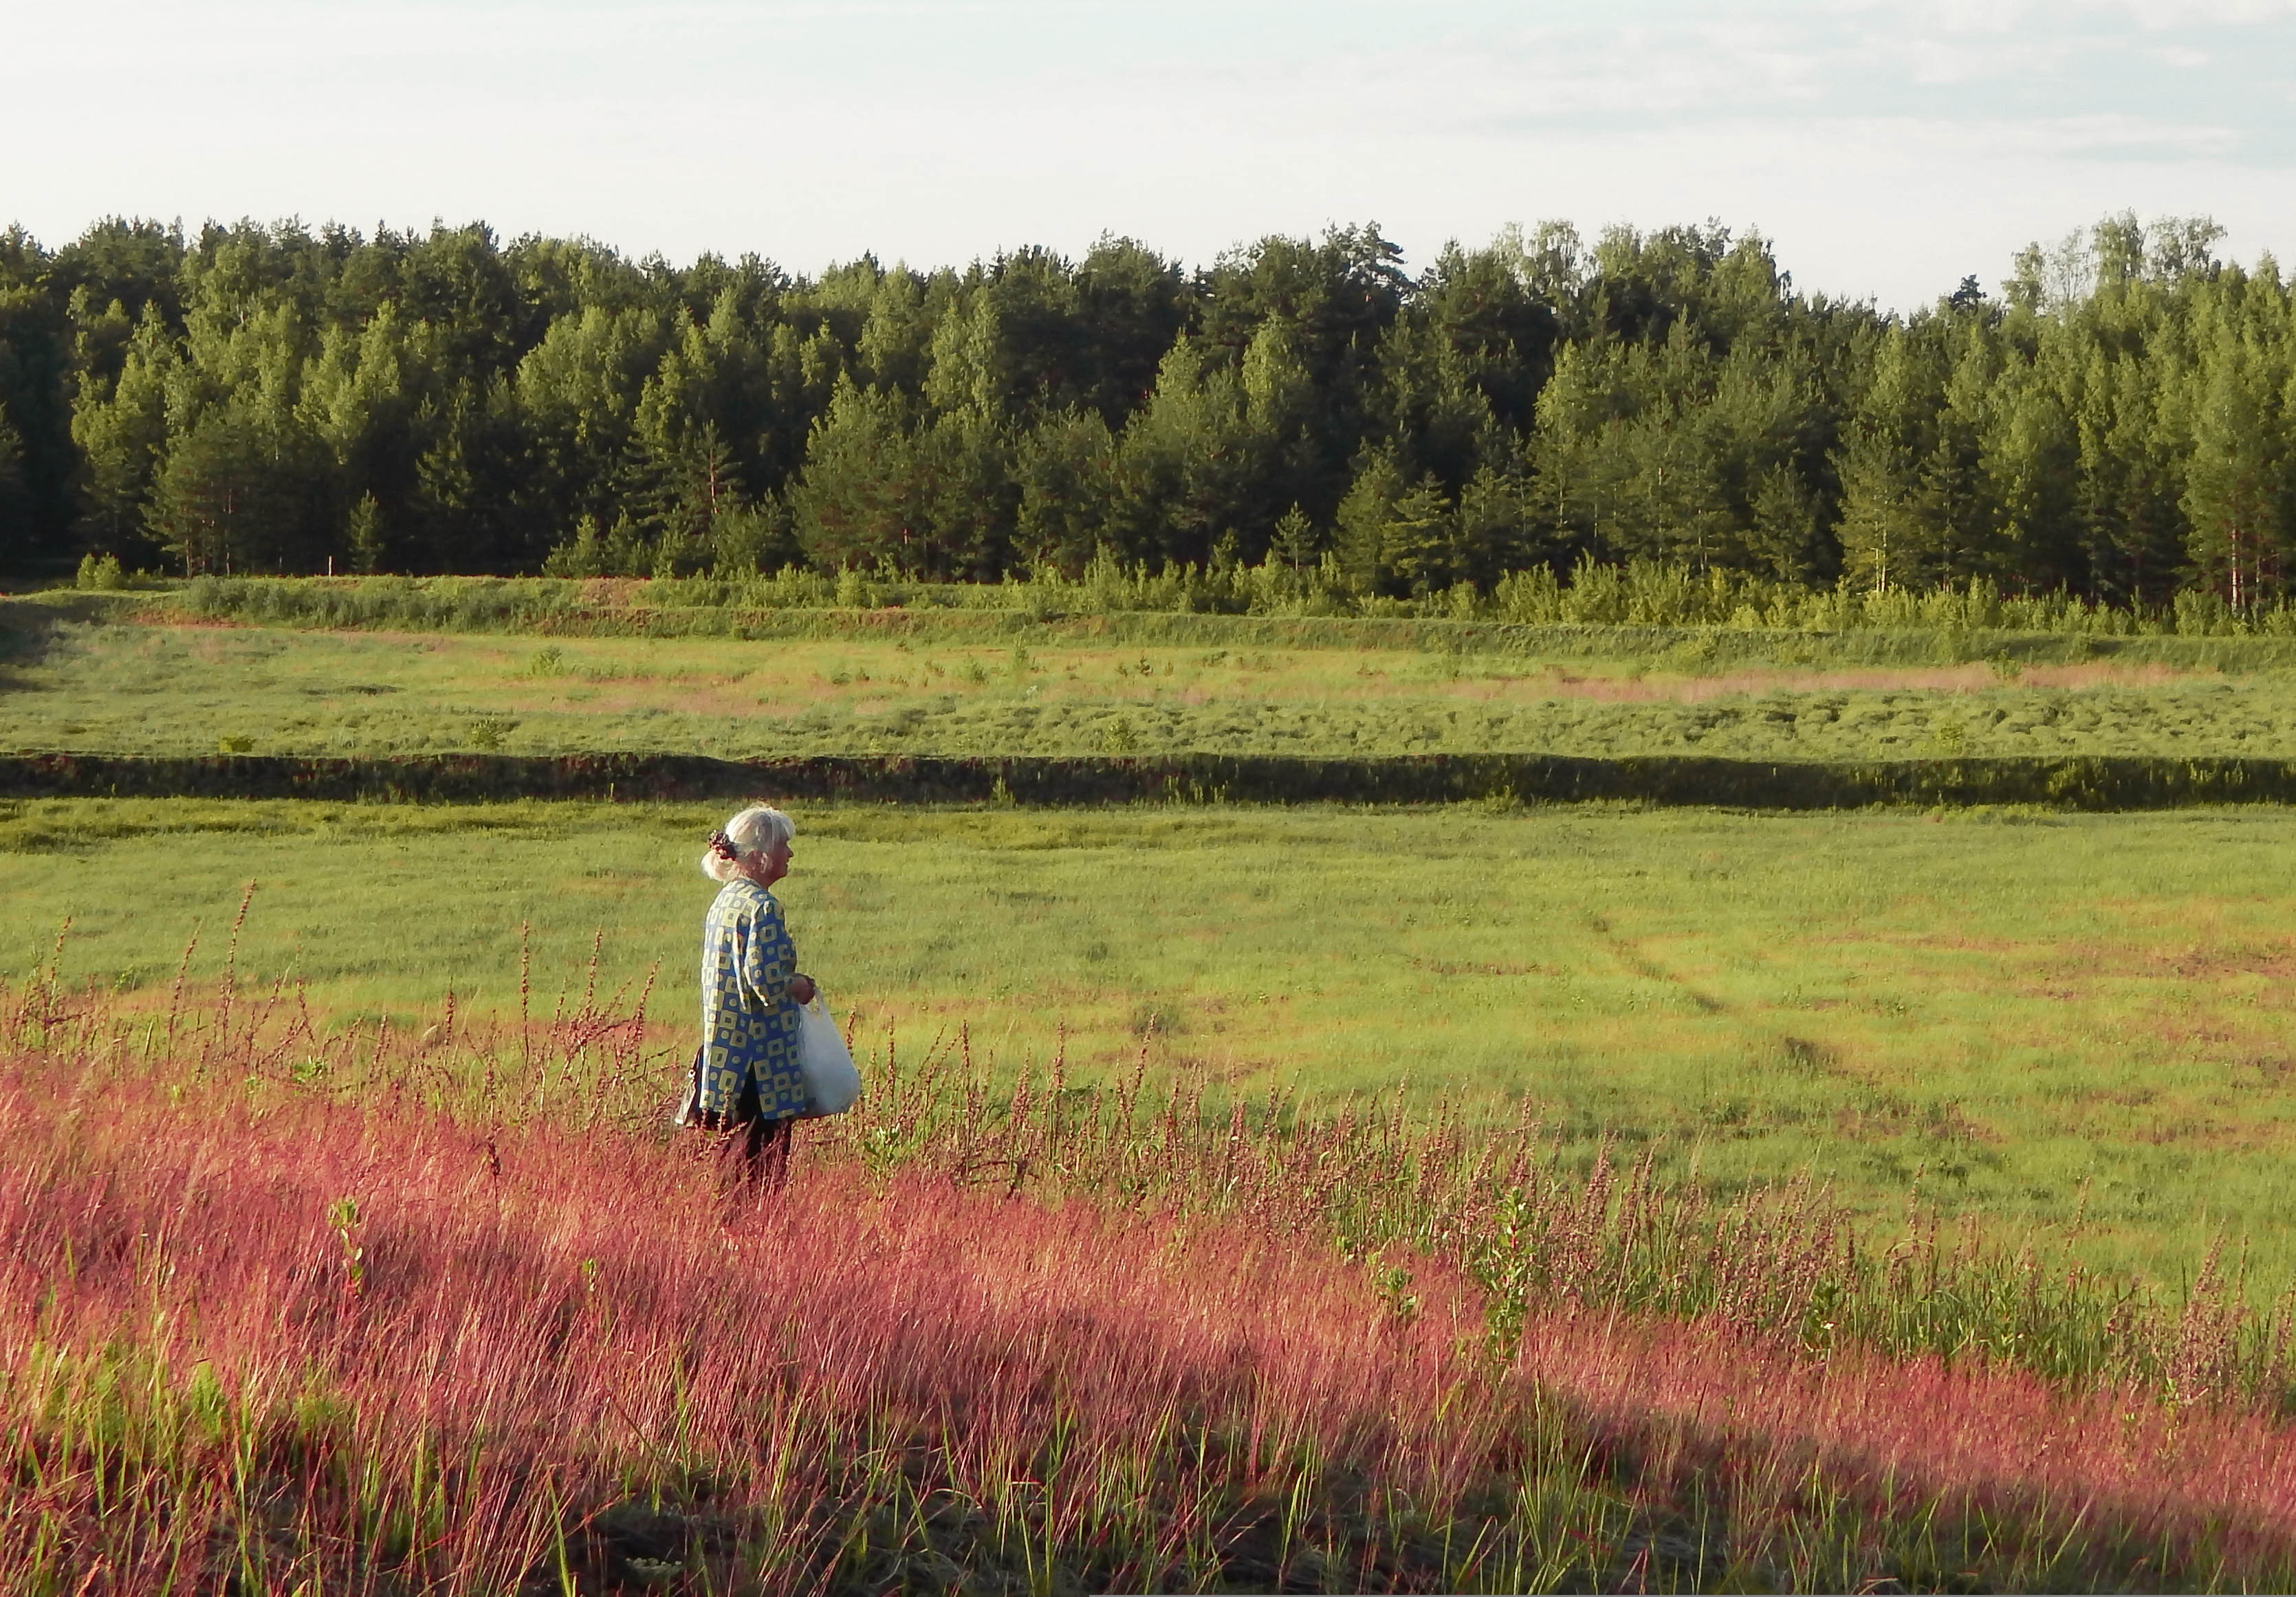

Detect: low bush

[167,556,2296,643]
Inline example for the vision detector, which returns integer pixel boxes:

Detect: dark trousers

[695,1078,795,1198]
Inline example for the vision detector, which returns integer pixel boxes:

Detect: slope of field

[10,594,2296,762]
[10,796,2296,1286]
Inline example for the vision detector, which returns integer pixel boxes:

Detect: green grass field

[16,578,2296,1592]
[11,795,2296,1287]
[10,594,2296,760]
[13,583,2296,1295]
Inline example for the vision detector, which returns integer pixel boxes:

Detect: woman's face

[754,839,793,887]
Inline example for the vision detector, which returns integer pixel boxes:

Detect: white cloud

[2114,0,2296,23]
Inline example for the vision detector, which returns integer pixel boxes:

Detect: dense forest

[0,212,2285,606]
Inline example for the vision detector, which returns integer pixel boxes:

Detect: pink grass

[6,957,2296,1590]
[1517,1313,2296,1574]
[8,1049,2296,1594]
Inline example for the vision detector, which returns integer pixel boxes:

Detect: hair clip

[708,830,740,859]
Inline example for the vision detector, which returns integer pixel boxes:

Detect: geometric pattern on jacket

[697,877,807,1119]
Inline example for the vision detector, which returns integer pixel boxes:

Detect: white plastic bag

[795,996,860,1117]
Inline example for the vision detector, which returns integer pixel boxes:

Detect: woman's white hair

[700,804,796,882]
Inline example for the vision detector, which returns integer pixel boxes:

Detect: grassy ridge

[13,593,2296,771]
[20,748,2296,808]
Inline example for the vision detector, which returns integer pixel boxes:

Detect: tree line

[0,211,2286,606]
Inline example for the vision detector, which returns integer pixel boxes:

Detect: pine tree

[70,302,175,562]
[540,512,607,577]
[655,422,744,576]
[910,406,1014,580]
[1269,505,1322,569]
[1923,326,1996,576]
[1015,408,1117,575]
[151,410,264,575]
[1333,448,1408,593]
[787,379,916,572]
[1985,360,2079,587]
[2180,332,2288,610]
[1834,329,1940,593]
[710,500,796,575]
[1381,474,1459,595]
[1747,464,1825,582]
[345,492,387,573]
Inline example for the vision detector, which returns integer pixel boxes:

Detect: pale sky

[8,0,2295,309]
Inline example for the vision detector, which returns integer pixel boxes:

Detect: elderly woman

[688,803,816,1194]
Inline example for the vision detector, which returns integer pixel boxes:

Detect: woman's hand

[789,973,817,1005]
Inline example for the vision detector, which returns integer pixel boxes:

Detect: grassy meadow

[21,581,2296,1588]
[10,795,2296,1287]
[10,591,2296,760]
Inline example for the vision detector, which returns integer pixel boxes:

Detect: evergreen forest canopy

[0,212,2283,609]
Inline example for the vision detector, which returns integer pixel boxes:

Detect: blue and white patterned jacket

[697,878,806,1119]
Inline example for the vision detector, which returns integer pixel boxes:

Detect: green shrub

[160,561,2296,641]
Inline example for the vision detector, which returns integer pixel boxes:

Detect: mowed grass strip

[8,604,2295,760]
[10,796,2296,1285]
